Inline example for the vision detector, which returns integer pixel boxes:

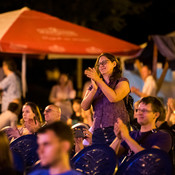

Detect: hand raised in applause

[84,67,101,83]
[167,98,175,113]
[116,118,129,141]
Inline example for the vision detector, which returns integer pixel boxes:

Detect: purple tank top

[89,77,130,130]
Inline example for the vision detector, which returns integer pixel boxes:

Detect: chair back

[71,144,117,175]
[116,148,173,175]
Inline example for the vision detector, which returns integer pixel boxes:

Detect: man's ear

[153,112,160,120]
[113,61,116,67]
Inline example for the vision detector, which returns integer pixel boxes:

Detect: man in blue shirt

[29,121,82,175]
[110,96,172,163]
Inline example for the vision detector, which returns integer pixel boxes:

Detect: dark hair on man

[3,57,17,72]
[139,96,165,121]
[143,64,152,72]
[8,103,19,113]
[37,121,74,148]
[95,53,122,81]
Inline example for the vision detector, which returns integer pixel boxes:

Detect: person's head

[22,102,43,133]
[37,121,74,167]
[58,73,69,86]
[95,53,122,80]
[137,96,165,126]
[44,105,61,124]
[8,102,19,113]
[141,65,152,81]
[0,131,13,169]
[22,102,43,123]
[72,99,81,113]
[2,57,17,75]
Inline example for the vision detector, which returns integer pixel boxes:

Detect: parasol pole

[77,59,83,98]
[22,53,27,99]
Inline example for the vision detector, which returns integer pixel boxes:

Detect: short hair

[3,57,17,72]
[142,64,152,72]
[37,121,74,148]
[139,96,165,121]
[8,103,19,113]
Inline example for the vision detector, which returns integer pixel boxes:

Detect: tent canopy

[0,7,140,57]
[0,7,141,98]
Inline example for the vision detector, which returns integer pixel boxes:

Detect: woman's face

[59,74,68,85]
[22,105,35,122]
[73,102,81,112]
[98,56,116,76]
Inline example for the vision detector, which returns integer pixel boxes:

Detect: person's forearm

[134,89,148,98]
[96,79,118,102]
[49,96,59,103]
[110,137,122,154]
[124,136,144,154]
[96,79,129,102]
[81,89,96,110]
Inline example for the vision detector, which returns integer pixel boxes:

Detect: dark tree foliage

[0,0,174,44]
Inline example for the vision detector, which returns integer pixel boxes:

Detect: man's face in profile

[37,130,63,167]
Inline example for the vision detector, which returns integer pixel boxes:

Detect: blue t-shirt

[29,169,82,175]
[121,129,172,153]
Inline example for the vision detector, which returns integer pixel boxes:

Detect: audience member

[73,128,93,154]
[49,73,76,122]
[67,99,84,126]
[110,96,172,165]
[43,104,61,125]
[29,121,82,175]
[4,102,43,141]
[21,102,43,135]
[0,57,21,113]
[166,98,175,126]
[81,53,130,145]
[0,102,19,130]
[0,131,21,175]
[131,64,157,98]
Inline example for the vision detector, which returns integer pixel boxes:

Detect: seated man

[110,96,172,164]
[43,105,61,125]
[0,102,19,130]
[29,121,82,175]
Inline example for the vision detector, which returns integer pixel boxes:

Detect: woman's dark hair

[95,53,122,81]
[23,102,43,123]
[0,131,13,169]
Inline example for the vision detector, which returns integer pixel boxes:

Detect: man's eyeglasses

[97,60,109,67]
[44,108,52,113]
[136,108,154,113]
